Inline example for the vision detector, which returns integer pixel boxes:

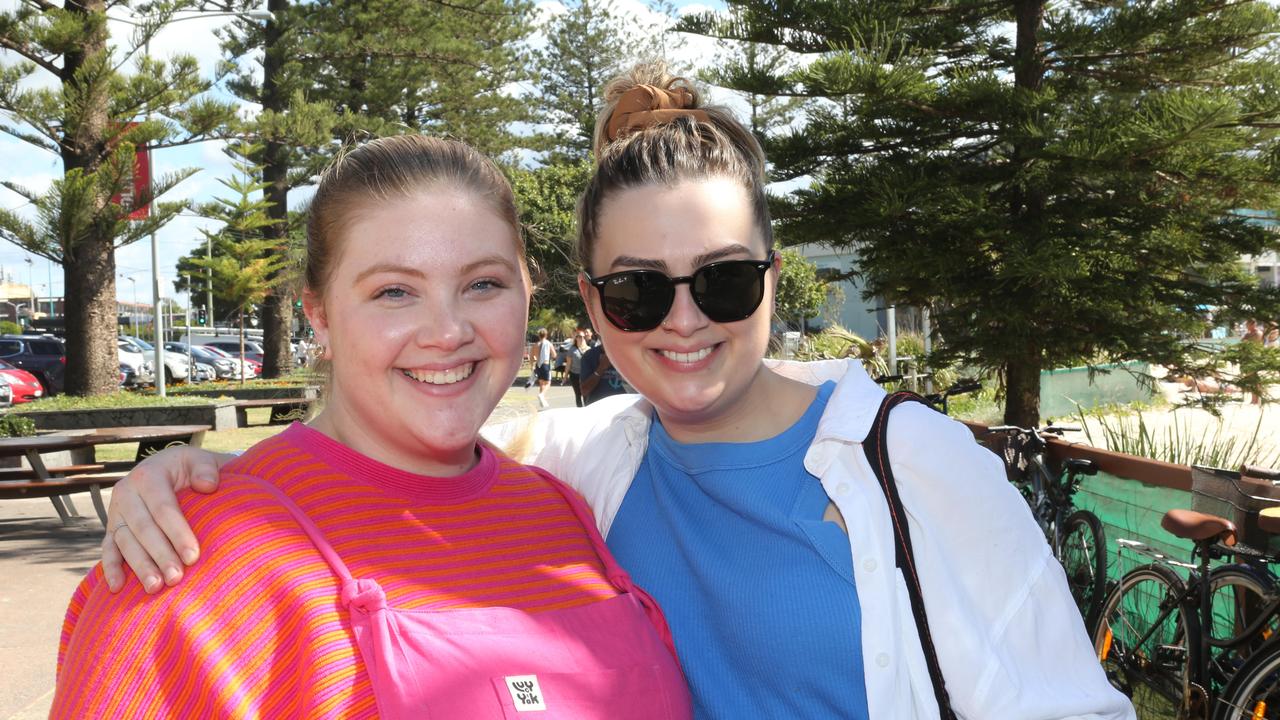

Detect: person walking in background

[531,327,554,408]
[579,341,627,405]
[567,329,589,407]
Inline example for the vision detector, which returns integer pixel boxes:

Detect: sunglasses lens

[599,271,674,331]
[693,262,767,323]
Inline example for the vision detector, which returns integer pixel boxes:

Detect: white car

[121,336,189,383]
[117,341,154,387]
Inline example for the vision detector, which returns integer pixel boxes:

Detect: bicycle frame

[1112,540,1280,715]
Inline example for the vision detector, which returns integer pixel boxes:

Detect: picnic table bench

[234,398,311,427]
[0,425,209,525]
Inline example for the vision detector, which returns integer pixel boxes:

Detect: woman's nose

[660,284,710,335]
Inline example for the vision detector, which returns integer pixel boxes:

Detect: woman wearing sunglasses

[97,63,1132,719]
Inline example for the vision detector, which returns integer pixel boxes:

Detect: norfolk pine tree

[0,0,235,394]
[191,140,290,381]
[683,1,1280,426]
[205,0,534,376]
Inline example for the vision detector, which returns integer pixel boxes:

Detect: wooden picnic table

[0,425,209,525]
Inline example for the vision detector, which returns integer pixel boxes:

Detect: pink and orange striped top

[52,423,621,718]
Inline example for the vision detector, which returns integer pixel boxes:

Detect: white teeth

[403,363,475,385]
[659,347,713,364]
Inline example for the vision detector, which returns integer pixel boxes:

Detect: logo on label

[504,675,546,712]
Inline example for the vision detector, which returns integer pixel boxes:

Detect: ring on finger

[111,521,129,539]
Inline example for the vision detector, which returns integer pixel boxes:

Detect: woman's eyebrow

[354,255,517,283]
[608,243,754,273]
[354,263,427,283]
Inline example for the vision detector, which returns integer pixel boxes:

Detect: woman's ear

[578,273,603,334]
[302,289,329,356]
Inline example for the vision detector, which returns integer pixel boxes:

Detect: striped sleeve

[50,478,370,719]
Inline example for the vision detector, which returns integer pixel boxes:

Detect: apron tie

[341,577,387,613]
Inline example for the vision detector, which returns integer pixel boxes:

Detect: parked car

[119,363,134,388]
[121,336,190,384]
[192,361,216,382]
[0,358,44,403]
[200,339,266,365]
[165,343,243,380]
[0,334,65,395]
[117,340,155,387]
[0,376,12,408]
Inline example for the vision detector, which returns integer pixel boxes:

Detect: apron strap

[863,391,958,720]
[529,466,681,659]
[237,475,357,585]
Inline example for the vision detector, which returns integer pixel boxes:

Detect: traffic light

[197,307,207,326]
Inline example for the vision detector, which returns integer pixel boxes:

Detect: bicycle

[1201,466,1280,720]
[988,424,1109,631]
[872,375,982,417]
[1094,504,1280,720]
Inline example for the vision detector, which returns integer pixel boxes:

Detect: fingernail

[181,548,198,565]
[163,566,182,584]
[143,576,160,593]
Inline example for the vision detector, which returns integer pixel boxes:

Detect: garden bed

[11,402,238,432]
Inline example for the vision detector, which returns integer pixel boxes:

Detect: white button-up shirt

[485,359,1135,720]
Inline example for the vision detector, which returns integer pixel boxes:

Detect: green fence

[1075,471,1196,582]
[1040,361,1155,420]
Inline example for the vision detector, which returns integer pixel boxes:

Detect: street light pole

[120,7,273,396]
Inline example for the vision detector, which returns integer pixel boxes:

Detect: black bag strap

[862,391,957,720]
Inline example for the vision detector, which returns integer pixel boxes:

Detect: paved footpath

[0,383,578,720]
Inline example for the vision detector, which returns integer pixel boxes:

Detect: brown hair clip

[604,84,710,144]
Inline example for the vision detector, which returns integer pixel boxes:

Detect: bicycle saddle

[1259,506,1280,535]
[1161,509,1237,546]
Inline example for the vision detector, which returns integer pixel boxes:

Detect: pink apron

[250,476,693,720]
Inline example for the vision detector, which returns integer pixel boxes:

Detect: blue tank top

[606,381,869,720]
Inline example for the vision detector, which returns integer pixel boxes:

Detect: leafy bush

[22,392,214,411]
[0,320,23,335]
[0,414,36,437]
[1077,408,1280,469]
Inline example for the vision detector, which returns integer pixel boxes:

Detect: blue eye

[471,279,505,292]
[376,287,408,299]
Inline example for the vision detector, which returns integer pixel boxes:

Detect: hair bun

[604,84,710,145]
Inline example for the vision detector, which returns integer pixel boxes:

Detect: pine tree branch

[0,122,58,152]
[0,36,61,76]
[149,132,232,150]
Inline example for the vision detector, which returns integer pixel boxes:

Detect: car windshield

[0,359,15,370]
[202,346,232,358]
[128,338,154,351]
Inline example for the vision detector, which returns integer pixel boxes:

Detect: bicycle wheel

[1215,640,1280,720]
[1206,565,1280,695]
[1059,509,1108,633]
[1094,563,1194,719]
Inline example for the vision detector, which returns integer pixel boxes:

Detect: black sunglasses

[585,252,776,332]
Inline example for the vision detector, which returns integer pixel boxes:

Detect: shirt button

[876,653,891,668]
[863,559,877,573]
[836,483,851,495]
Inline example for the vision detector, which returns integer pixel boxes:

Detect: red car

[0,358,45,403]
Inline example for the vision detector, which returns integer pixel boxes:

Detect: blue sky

[0,0,728,306]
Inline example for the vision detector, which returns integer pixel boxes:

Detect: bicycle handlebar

[1242,465,1280,482]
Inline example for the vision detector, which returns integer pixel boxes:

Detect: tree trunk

[63,242,120,395]
[259,0,294,379]
[1003,0,1047,425]
[60,0,117,395]
[1004,354,1043,429]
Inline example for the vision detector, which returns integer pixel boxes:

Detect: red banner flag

[111,122,151,220]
